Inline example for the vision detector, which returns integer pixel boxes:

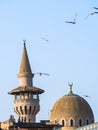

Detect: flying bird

[65,13,77,24]
[85,12,98,19]
[34,72,50,76]
[42,37,48,42]
[91,12,98,15]
[83,95,91,98]
[93,7,98,10]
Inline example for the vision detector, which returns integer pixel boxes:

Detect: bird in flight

[83,95,91,98]
[34,72,50,76]
[93,7,98,10]
[85,12,98,19]
[65,13,77,24]
[42,37,48,42]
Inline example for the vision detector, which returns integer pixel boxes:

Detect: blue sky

[0,0,98,122]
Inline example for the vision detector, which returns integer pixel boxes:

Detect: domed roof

[50,84,94,128]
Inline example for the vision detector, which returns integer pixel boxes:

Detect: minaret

[8,41,44,122]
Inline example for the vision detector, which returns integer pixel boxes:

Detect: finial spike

[68,82,73,94]
[23,40,26,48]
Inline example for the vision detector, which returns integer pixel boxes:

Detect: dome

[50,85,94,129]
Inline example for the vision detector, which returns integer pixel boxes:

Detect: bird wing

[41,73,50,76]
[74,13,77,23]
[85,12,95,20]
[65,21,74,24]
[94,12,98,14]
[34,72,50,76]
[93,7,98,10]
[65,13,77,24]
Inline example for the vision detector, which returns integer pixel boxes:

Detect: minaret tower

[8,41,44,122]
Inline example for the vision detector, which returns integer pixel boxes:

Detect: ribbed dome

[50,86,94,129]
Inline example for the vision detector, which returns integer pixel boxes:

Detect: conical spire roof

[18,41,34,77]
[8,41,44,95]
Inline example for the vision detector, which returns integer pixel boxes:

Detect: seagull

[93,7,98,10]
[92,12,98,15]
[65,13,77,24]
[34,72,50,76]
[42,37,48,42]
[85,12,98,19]
[83,95,91,98]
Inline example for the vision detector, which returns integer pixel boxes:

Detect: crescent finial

[68,82,73,94]
[23,40,26,48]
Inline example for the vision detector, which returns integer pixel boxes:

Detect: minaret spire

[17,41,34,86]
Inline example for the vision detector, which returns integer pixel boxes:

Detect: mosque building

[0,42,97,130]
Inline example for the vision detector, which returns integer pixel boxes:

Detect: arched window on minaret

[20,106,23,114]
[33,94,38,99]
[25,106,27,115]
[24,93,28,99]
[22,117,23,122]
[33,106,36,114]
[24,116,26,122]
[16,94,20,100]
[29,106,32,114]
[18,116,20,122]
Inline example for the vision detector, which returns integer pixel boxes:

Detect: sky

[0,0,98,123]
